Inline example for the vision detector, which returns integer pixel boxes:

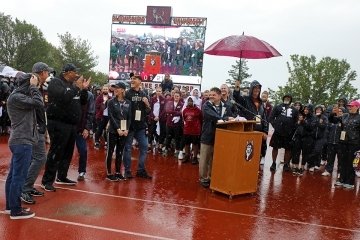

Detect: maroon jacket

[95,94,111,120]
[263,101,273,120]
[183,106,202,135]
[149,95,166,123]
[164,100,183,127]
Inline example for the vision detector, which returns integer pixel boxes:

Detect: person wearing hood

[182,87,202,111]
[309,105,329,171]
[337,97,348,113]
[5,69,44,219]
[41,63,90,191]
[261,91,273,120]
[160,73,173,93]
[293,104,316,175]
[233,80,269,163]
[20,63,53,205]
[335,100,360,189]
[269,94,299,171]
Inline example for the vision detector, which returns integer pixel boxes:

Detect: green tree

[57,32,98,76]
[87,70,108,86]
[0,13,62,72]
[179,27,206,40]
[272,55,358,105]
[226,59,252,88]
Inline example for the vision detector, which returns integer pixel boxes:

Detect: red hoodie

[183,106,202,135]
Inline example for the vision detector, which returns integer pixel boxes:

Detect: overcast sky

[2,0,360,92]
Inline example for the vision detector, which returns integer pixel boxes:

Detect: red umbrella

[204,34,281,59]
[204,34,281,79]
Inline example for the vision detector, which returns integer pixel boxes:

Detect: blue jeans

[123,128,148,173]
[5,144,33,213]
[75,133,87,173]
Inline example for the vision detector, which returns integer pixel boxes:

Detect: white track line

[0,179,359,233]
[0,211,174,240]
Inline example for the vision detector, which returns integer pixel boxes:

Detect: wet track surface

[0,135,360,240]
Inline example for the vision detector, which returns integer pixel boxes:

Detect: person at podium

[233,80,269,165]
[199,87,235,188]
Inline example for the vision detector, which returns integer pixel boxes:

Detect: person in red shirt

[182,96,202,164]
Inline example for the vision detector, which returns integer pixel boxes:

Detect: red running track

[0,135,360,240]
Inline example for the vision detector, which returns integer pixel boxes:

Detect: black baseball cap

[111,82,126,89]
[62,63,80,73]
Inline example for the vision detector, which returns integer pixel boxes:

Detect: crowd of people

[1,62,360,220]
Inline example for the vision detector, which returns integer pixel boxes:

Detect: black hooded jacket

[233,80,268,133]
[46,75,88,125]
[269,95,298,137]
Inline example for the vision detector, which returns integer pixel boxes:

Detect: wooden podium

[210,121,263,198]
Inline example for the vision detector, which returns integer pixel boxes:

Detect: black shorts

[183,135,200,145]
[269,132,292,150]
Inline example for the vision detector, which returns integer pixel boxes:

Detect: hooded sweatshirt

[7,73,44,145]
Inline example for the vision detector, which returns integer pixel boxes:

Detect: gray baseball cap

[32,62,53,73]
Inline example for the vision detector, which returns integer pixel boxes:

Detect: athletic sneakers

[309,167,315,172]
[10,209,35,220]
[30,188,44,197]
[4,207,30,214]
[343,184,355,189]
[115,173,126,181]
[106,175,118,181]
[125,171,133,179]
[77,172,86,181]
[178,151,184,160]
[334,181,343,187]
[136,170,152,179]
[321,171,331,176]
[55,178,77,185]
[41,183,56,192]
[21,192,36,204]
[283,163,291,172]
[94,142,100,149]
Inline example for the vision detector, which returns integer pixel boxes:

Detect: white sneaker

[178,151,184,160]
[356,171,360,177]
[309,167,315,172]
[321,171,331,176]
[260,157,265,165]
[314,166,320,170]
[320,160,327,166]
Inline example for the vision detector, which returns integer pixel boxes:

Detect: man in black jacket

[41,64,90,191]
[199,87,235,188]
[123,75,152,179]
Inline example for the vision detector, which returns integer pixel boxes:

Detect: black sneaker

[125,171,133,179]
[270,162,276,172]
[115,173,126,181]
[136,170,152,179]
[191,157,199,165]
[10,210,35,220]
[21,192,36,204]
[41,183,56,192]
[283,163,291,172]
[30,188,44,197]
[55,178,77,185]
[292,168,300,176]
[106,174,118,181]
[77,172,85,181]
[94,142,100,149]
[4,207,30,215]
[200,181,210,188]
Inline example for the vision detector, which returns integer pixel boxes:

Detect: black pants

[301,137,314,167]
[165,126,182,151]
[291,138,302,165]
[106,132,126,175]
[42,120,76,184]
[325,143,342,173]
[339,143,357,185]
[95,116,109,143]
